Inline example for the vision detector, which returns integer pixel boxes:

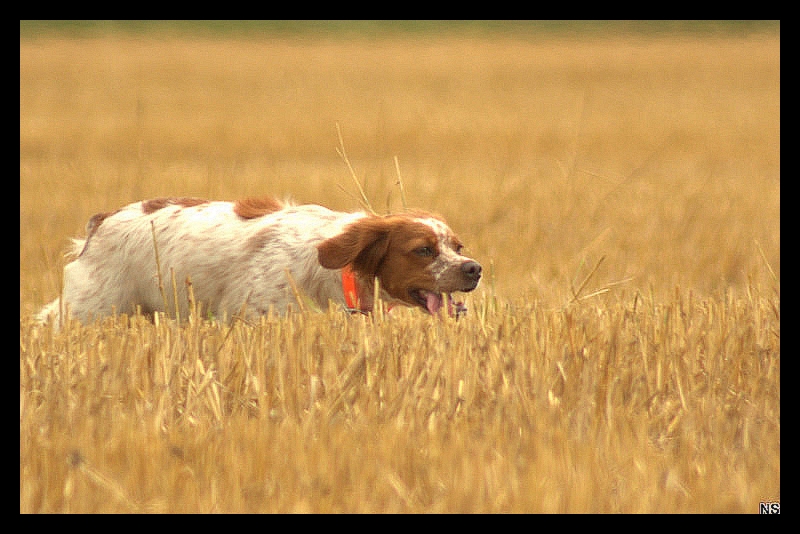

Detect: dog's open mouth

[409,289,468,317]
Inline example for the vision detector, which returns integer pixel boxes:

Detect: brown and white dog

[37,196,481,324]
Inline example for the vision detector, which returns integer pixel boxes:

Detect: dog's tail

[36,298,61,325]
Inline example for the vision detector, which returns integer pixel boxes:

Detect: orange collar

[341,264,361,311]
[342,265,396,314]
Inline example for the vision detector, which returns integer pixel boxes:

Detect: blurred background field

[20,22,779,513]
[20,21,780,311]
[20,23,780,311]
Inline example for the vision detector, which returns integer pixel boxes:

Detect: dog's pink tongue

[425,292,443,314]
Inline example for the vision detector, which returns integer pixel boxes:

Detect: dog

[37,196,482,324]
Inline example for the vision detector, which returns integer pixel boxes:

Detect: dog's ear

[317,217,391,276]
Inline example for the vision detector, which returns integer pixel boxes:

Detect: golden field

[20,30,779,513]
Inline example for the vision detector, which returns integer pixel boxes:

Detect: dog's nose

[461,260,482,282]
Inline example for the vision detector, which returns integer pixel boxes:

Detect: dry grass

[20,32,779,513]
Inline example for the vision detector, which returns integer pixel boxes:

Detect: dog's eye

[414,246,435,257]
[454,244,464,254]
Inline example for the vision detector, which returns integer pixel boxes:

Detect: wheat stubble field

[20,28,779,513]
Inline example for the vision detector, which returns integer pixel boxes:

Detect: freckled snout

[461,260,482,290]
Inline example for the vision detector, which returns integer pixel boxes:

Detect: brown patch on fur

[85,211,112,239]
[141,197,209,214]
[77,211,115,257]
[317,216,392,274]
[234,197,284,220]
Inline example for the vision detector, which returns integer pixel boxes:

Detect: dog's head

[317,212,481,314]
